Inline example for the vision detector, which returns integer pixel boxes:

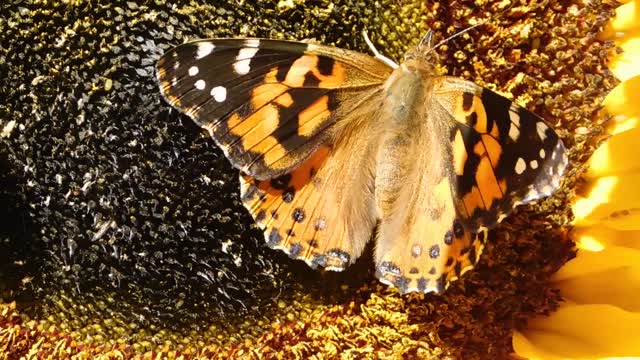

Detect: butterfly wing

[375,177,489,294]
[432,77,568,231]
[157,38,394,272]
[156,38,393,180]
[373,65,567,294]
[240,113,382,271]
[372,113,490,293]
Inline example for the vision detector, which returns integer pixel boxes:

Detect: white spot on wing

[234,48,259,75]
[508,109,521,140]
[515,157,526,175]
[196,42,215,59]
[509,123,520,141]
[195,79,206,90]
[539,149,546,158]
[536,122,548,140]
[509,105,521,126]
[530,160,539,169]
[211,86,227,102]
[188,66,199,76]
[411,244,422,257]
[508,109,519,124]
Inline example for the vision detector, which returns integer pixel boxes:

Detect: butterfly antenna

[426,20,487,55]
[362,31,399,69]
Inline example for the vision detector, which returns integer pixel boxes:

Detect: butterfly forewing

[432,77,568,231]
[156,38,392,180]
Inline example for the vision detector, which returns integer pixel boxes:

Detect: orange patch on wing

[230,104,279,140]
[480,134,502,165]
[264,66,279,82]
[282,55,346,88]
[259,137,288,167]
[474,113,488,133]
[452,130,467,176]
[228,103,290,168]
[276,92,294,107]
[458,95,489,133]
[251,83,289,109]
[316,62,346,88]
[250,66,292,109]
[499,178,507,194]
[473,140,485,157]
[241,146,332,257]
[489,120,500,138]
[227,112,243,128]
[298,95,331,137]
[475,157,504,208]
[293,146,330,185]
[462,186,485,212]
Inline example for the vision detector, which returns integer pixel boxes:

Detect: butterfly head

[403,31,438,63]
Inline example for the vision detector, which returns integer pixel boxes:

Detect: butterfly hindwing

[240,116,381,271]
[432,77,568,231]
[156,38,393,180]
[375,175,489,293]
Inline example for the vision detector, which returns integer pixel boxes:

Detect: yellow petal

[573,225,640,251]
[553,246,640,312]
[605,1,640,81]
[610,37,640,82]
[573,173,640,229]
[610,1,640,34]
[513,304,640,359]
[572,176,617,224]
[586,125,640,178]
[603,76,640,125]
[600,209,640,231]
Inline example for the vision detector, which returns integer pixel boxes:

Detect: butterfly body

[156,37,568,294]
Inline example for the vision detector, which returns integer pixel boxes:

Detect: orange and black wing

[157,38,393,273]
[156,38,393,180]
[239,119,381,272]
[374,77,568,294]
[434,77,568,231]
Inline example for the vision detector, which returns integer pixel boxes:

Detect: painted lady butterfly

[155,33,567,294]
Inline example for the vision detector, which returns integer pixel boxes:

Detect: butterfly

[155,33,567,294]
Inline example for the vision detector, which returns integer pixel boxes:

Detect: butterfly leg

[362,31,399,69]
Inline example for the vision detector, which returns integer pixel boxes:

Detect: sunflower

[513,2,640,358]
[0,1,623,359]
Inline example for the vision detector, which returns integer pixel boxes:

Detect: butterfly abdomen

[375,60,451,211]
